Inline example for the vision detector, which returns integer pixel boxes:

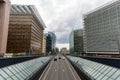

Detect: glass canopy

[67,56,120,80]
[0,56,51,80]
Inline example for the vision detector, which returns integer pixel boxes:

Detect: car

[54,57,57,61]
[59,57,61,59]
[62,57,65,60]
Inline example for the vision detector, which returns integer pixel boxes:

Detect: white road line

[62,69,64,72]
[55,69,57,72]
[39,60,52,80]
[42,61,54,80]
[66,59,78,80]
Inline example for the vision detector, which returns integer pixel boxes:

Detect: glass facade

[0,56,51,80]
[46,32,56,54]
[67,56,120,80]
[69,31,74,55]
[84,1,120,53]
[69,29,84,55]
[74,29,84,54]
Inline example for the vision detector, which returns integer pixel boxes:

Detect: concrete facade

[7,5,45,55]
[0,0,10,56]
[60,48,69,55]
[42,34,46,55]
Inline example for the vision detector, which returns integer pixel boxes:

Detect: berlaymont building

[83,0,120,57]
[7,5,46,55]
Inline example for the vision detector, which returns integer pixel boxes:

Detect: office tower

[7,5,45,55]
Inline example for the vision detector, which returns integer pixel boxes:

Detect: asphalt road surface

[39,56,81,80]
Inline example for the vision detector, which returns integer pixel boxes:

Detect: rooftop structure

[10,5,46,28]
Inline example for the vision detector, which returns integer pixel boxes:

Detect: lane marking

[55,69,57,72]
[65,59,79,80]
[62,69,64,72]
[42,60,54,80]
[39,60,52,80]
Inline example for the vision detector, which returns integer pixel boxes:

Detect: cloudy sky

[10,0,114,49]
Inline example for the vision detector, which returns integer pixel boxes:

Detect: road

[39,56,81,80]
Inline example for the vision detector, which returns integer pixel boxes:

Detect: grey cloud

[37,0,113,44]
[57,31,70,43]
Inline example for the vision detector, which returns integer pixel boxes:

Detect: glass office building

[84,0,120,54]
[74,29,84,55]
[46,32,56,54]
[69,29,84,55]
[69,31,74,55]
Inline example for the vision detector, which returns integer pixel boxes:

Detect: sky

[10,0,114,50]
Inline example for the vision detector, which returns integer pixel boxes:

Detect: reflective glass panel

[0,69,9,78]
[111,70,120,79]
[0,75,4,80]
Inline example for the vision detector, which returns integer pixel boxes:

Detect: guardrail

[0,56,52,80]
[67,56,120,80]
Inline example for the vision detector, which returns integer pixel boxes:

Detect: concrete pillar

[0,0,10,56]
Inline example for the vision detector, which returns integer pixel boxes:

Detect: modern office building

[54,47,59,54]
[46,32,56,54]
[69,29,84,55]
[60,48,69,55]
[7,5,45,55]
[74,29,84,55]
[0,0,10,56]
[83,0,120,55]
[42,34,46,55]
[69,31,74,55]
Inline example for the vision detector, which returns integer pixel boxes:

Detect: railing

[67,56,120,80]
[0,56,52,80]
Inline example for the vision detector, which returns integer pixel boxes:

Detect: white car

[62,57,65,60]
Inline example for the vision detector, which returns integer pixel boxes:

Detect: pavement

[39,56,81,80]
